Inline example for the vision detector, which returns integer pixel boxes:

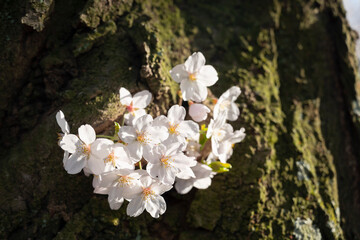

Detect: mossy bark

[0,0,359,239]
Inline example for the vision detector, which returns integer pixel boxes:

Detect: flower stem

[138,161,142,170]
[96,135,118,141]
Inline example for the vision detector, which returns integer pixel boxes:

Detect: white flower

[56,110,70,165]
[206,114,232,157]
[213,86,241,121]
[153,105,199,147]
[93,139,135,172]
[97,169,143,210]
[175,162,215,194]
[60,124,107,175]
[118,114,168,161]
[185,135,201,159]
[126,176,172,218]
[216,128,246,163]
[119,87,152,125]
[189,103,210,122]
[146,142,197,185]
[170,52,218,102]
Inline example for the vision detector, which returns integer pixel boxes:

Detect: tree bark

[0,0,359,239]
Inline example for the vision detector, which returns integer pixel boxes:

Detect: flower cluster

[56,52,245,218]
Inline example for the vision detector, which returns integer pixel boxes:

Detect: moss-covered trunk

[1,0,359,239]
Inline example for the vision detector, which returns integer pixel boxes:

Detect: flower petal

[175,178,194,194]
[135,114,153,132]
[60,134,80,153]
[87,155,106,175]
[167,105,186,124]
[180,80,208,102]
[127,196,145,217]
[189,103,210,122]
[132,90,152,108]
[78,124,96,145]
[118,126,137,143]
[145,195,166,218]
[196,65,218,87]
[64,153,86,174]
[119,87,132,106]
[170,64,188,83]
[184,52,206,73]
[108,196,124,210]
[56,110,70,134]
[177,121,199,138]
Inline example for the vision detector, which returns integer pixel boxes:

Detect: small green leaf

[208,161,232,173]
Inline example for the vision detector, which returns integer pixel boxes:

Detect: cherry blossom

[175,162,215,194]
[153,105,199,147]
[170,52,218,102]
[118,114,168,161]
[120,87,152,125]
[146,142,197,185]
[60,124,107,175]
[213,86,241,121]
[126,176,172,218]
[97,169,143,210]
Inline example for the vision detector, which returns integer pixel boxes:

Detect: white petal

[193,177,212,189]
[60,134,80,153]
[91,138,113,159]
[135,114,153,132]
[167,105,186,124]
[109,197,124,210]
[184,52,206,73]
[175,178,194,194]
[127,196,145,217]
[189,103,210,122]
[124,109,147,126]
[145,196,166,218]
[180,80,208,102]
[164,142,183,156]
[87,155,106,175]
[153,115,170,128]
[146,126,169,143]
[64,153,86,174]
[127,142,143,160]
[151,182,173,195]
[143,144,163,163]
[78,124,96,145]
[132,90,152,108]
[196,65,218,87]
[118,126,137,143]
[227,102,240,121]
[63,151,69,165]
[177,121,199,138]
[119,87,132,106]
[170,64,188,83]
[56,110,70,134]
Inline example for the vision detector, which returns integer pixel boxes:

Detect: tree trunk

[1,0,359,239]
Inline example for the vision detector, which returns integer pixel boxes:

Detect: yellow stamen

[160,156,172,168]
[168,124,179,135]
[105,151,116,167]
[117,175,133,186]
[81,144,91,157]
[142,187,155,200]
[189,73,197,81]
[136,131,147,143]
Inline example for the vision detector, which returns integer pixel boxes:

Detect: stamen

[142,187,155,200]
[168,123,179,135]
[188,73,197,81]
[136,131,148,143]
[160,155,173,168]
[117,175,134,187]
[105,151,116,167]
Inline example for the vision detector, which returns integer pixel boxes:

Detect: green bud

[208,161,232,173]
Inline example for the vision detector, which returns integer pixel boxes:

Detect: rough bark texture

[0,0,359,239]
